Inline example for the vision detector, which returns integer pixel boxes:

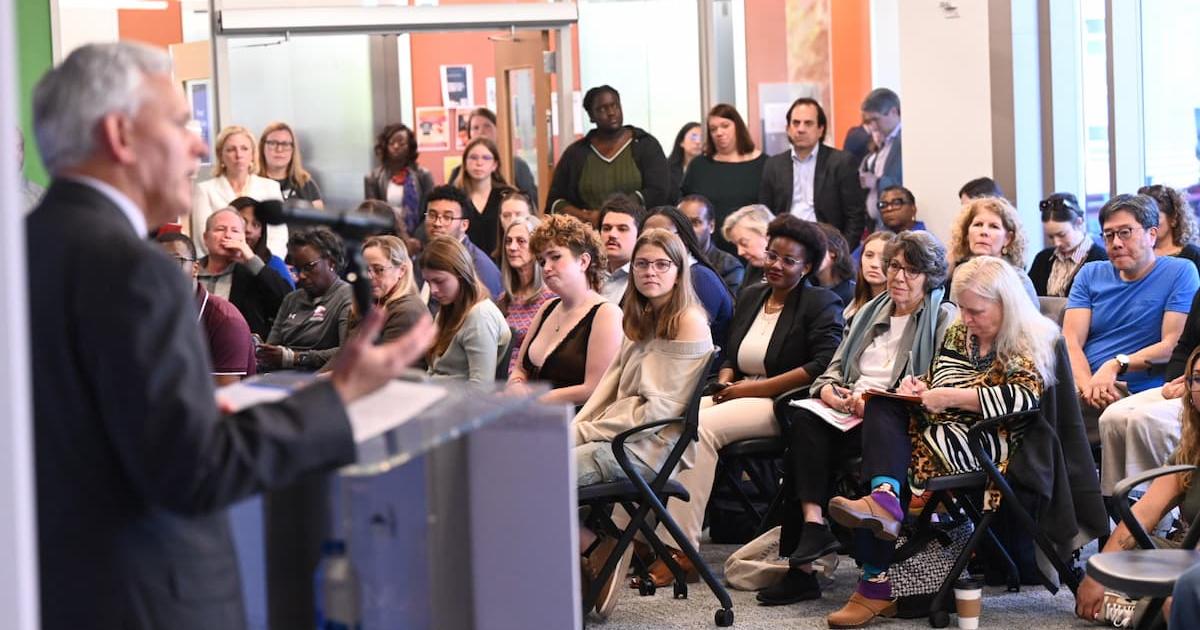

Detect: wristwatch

[1115,353,1131,375]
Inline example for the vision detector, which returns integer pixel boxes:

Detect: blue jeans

[1170,560,1200,627]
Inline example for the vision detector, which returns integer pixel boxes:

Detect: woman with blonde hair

[945,196,1037,303]
[452,136,509,255]
[348,235,424,342]
[497,214,554,376]
[258,121,324,208]
[575,228,712,619]
[420,236,511,383]
[721,203,775,292]
[192,124,285,256]
[1141,184,1200,274]
[824,256,1059,628]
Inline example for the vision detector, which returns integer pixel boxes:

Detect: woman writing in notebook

[756,230,956,606]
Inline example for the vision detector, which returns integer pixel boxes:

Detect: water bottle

[314,539,362,630]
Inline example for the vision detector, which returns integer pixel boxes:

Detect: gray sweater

[428,299,511,384]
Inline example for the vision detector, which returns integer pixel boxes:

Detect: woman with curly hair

[364,123,435,237]
[945,196,1038,304]
[1141,184,1200,275]
[507,214,622,405]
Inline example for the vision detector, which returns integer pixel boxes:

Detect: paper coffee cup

[954,578,982,630]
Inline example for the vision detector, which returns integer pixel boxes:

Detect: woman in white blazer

[192,125,286,256]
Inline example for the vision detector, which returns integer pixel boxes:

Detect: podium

[228,380,580,629]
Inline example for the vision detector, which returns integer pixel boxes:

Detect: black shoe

[787,522,841,567]
[756,568,821,606]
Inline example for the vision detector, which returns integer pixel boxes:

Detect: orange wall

[830,0,872,147]
[743,0,788,148]
[117,0,182,49]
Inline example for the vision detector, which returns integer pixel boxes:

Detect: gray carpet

[591,543,1098,629]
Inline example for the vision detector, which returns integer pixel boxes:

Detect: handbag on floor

[724,526,789,590]
[888,517,974,618]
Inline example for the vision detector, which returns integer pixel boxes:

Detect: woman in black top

[813,222,856,306]
[258,121,323,208]
[666,122,703,201]
[507,214,623,406]
[1027,192,1108,296]
[1142,184,1200,275]
[451,137,509,256]
[681,104,768,251]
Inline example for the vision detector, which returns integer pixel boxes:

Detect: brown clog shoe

[629,545,700,589]
[828,493,902,541]
[826,591,898,628]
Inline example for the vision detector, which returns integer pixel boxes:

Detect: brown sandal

[628,546,700,589]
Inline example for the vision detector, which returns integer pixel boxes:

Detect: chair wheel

[928,609,950,628]
[673,582,688,599]
[714,608,734,626]
[638,581,655,596]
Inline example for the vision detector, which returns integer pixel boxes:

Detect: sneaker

[756,567,821,606]
[1101,592,1137,628]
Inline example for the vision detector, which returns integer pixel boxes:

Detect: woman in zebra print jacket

[823,256,1061,629]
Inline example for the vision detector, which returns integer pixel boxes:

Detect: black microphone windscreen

[257,199,287,225]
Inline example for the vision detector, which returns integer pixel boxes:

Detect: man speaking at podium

[26,42,433,630]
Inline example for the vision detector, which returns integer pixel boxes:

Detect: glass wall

[1079,0,1110,228]
[1141,0,1200,211]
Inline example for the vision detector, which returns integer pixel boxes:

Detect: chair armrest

[610,417,685,491]
[771,385,812,434]
[964,409,1041,445]
[773,385,812,405]
[1112,464,1198,551]
[611,417,683,453]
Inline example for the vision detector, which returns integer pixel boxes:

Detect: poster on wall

[440,64,474,108]
[415,107,450,151]
[184,79,214,165]
[454,109,473,150]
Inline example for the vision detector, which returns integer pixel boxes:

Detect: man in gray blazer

[27,42,433,630]
[858,87,903,229]
[758,98,867,249]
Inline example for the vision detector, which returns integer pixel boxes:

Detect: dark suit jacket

[864,130,903,195]
[722,281,844,380]
[225,258,293,339]
[28,181,357,630]
[1027,242,1108,297]
[758,144,868,248]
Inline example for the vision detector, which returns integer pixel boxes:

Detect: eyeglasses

[632,258,675,273]
[295,259,323,275]
[466,154,495,163]
[886,260,922,278]
[171,255,196,264]
[764,250,803,268]
[1101,226,1144,244]
[876,198,909,210]
[425,211,466,224]
[264,140,294,151]
[366,264,394,277]
[1187,375,1200,392]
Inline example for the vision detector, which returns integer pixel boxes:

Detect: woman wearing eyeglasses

[637,215,843,588]
[1141,184,1200,275]
[758,230,955,605]
[346,235,424,342]
[258,121,324,209]
[1027,192,1107,297]
[451,137,509,256]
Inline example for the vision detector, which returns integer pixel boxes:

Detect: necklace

[763,296,785,314]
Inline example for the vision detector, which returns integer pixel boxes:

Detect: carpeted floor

[591,543,1098,629]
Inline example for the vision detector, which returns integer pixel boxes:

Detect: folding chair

[578,352,735,626]
[1086,464,1200,630]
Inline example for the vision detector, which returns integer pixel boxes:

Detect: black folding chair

[1086,464,1200,630]
[578,351,735,626]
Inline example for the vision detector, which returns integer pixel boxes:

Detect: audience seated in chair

[231,196,295,288]
[1063,194,1199,455]
[496,215,555,375]
[721,204,775,293]
[678,194,745,294]
[759,230,955,606]
[850,185,935,262]
[156,232,256,386]
[346,235,425,344]
[642,205,734,350]
[1141,184,1200,276]
[420,236,510,384]
[597,193,646,304]
[845,231,895,320]
[573,228,713,619]
[1027,192,1107,297]
[813,222,857,306]
[191,125,285,256]
[1078,346,1200,624]
[506,214,622,406]
[944,196,1038,304]
[256,227,353,372]
[643,215,844,589]
[197,207,293,339]
[416,185,502,301]
[824,256,1059,628]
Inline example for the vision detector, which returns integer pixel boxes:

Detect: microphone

[257,199,394,239]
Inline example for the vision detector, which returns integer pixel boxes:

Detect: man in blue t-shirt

[1064,193,1200,447]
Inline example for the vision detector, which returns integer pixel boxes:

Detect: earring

[1002,246,1010,256]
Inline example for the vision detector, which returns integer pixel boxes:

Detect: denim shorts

[575,441,656,487]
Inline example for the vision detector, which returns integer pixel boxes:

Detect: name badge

[310,305,327,323]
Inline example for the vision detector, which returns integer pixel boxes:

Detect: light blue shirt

[790,147,817,221]
[602,263,630,304]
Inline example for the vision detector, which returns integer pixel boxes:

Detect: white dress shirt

[191,174,286,257]
[790,146,818,221]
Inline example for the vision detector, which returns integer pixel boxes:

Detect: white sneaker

[1102,592,1137,627]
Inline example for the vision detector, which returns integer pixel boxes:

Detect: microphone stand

[342,238,374,327]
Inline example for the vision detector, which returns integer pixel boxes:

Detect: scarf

[389,167,420,235]
[832,286,945,385]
